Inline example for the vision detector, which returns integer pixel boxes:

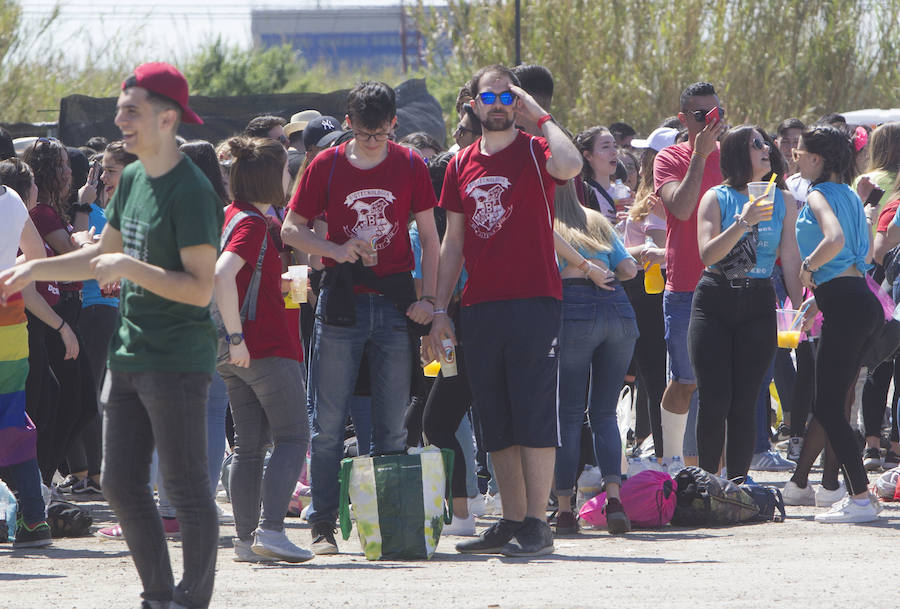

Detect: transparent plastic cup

[288,264,308,304]
[776,308,802,349]
[748,181,775,220]
[355,226,379,267]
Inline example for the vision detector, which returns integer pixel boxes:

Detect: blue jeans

[664,289,699,456]
[556,284,638,491]
[6,458,44,524]
[306,291,412,526]
[156,372,229,518]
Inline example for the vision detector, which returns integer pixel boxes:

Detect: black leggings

[809,277,882,495]
[688,272,776,479]
[66,304,117,476]
[422,307,473,499]
[40,294,97,484]
[622,272,666,457]
[862,356,900,441]
[790,340,816,437]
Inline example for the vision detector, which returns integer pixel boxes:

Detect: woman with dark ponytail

[790,125,883,523]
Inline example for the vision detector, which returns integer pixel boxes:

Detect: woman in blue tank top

[787,125,883,524]
[688,125,803,482]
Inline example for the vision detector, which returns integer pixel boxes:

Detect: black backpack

[47,501,93,537]
[740,484,787,522]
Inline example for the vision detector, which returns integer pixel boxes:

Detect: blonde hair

[628,148,659,222]
[554,180,614,255]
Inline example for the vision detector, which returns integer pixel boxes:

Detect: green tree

[415,0,900,135]
[184,38,300,97]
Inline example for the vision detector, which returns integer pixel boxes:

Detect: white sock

[661,408,688,462]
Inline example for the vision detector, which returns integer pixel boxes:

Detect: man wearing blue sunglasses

[427,63,581,558]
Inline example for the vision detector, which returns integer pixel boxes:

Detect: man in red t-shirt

[281,81,440,555]
[653,82,726,471]
[428,64,581,557]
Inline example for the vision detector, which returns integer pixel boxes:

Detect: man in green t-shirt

[1,62,223,609]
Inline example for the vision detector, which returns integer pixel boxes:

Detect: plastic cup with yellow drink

[776,308,802,349]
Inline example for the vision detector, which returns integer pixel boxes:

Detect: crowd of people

[1,60,899,609]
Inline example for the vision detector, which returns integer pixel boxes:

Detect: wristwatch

[801,257,818,273]
[226,332,244,345]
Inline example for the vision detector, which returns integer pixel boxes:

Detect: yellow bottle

[423,360,441,378]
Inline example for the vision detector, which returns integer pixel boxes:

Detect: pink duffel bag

[579,470,677,529]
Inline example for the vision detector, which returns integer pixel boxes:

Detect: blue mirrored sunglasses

[478,91,516,106]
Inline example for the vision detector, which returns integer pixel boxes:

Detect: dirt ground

[2,468,897,609]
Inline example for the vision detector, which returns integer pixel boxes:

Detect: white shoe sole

[251,544,314,563]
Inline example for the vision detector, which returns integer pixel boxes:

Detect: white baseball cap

[630,127,679,152]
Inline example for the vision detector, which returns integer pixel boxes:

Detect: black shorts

[461,297,561,452]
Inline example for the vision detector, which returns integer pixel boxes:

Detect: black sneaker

[13,517,52,548]
[604,497,632,535]
[864,447,883,471]
[71,477,103,497]
[883,449,900,470]
[310,522,338,555]
[455,518,522,554]
[500,517,553,557]
[56,474,80,494]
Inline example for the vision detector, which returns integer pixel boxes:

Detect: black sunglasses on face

[689,107,725,122]
[751,138,771,151]
[478,91,516,106]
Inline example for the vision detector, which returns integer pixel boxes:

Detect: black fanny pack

[716,227,758,280]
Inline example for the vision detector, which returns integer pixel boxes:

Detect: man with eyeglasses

[427,63,581,557]
[653,81,726,474]
[244,114,288,149]
[281,81,440,555]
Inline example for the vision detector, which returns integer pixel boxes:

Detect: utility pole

[514,0,521,65]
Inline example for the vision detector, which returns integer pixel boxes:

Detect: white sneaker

[232,538,277,563]
[814,496,879,523]
[251,528,315,563]
[749,450,795,472]
[782,480,815,506]
[216,503,234,524]
[467,495,488,518]
[664,456,685,476]
[483,492,502,515]
[870,493,884,514]
[815,482,847,507]
[441,513,476,536]
[300,504,311,521]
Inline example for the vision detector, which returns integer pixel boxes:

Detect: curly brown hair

[22,138,71,221]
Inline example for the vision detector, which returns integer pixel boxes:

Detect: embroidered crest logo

[344,188,398,249]
[466,176,512,238]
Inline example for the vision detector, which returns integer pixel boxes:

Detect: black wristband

[55,318,65,332]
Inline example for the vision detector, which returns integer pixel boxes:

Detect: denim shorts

[663,289,696,384]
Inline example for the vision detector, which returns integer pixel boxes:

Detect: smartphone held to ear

[705,107,720,125]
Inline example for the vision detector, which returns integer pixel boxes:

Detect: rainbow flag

[0,293,36,467]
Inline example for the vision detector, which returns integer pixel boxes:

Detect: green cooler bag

[338,447,454,560]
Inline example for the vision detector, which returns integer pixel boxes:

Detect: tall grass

[414,0,900,134]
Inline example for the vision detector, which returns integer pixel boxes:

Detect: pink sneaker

[96,518,180,540]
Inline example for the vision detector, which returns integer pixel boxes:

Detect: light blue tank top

[795,182,871,285]
[714,185,785,278]
[557,234,633,273]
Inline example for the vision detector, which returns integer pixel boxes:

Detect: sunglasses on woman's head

[478,91,516,106]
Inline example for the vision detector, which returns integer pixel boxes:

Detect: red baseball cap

[124,62,203,125]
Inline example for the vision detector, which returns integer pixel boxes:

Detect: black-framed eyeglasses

[454,124,480,137]
[751,138,771,151]
[478,91,516,106]
[353,130,391,143]
[689,107,725,122]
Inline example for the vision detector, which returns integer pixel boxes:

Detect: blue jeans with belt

[556,282,638,492]
[306,290,412,526]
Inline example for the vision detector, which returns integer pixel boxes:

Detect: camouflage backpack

[671,466,759,526]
